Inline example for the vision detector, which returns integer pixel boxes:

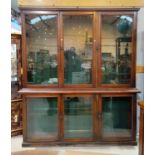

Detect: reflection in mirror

[101,15,133,84]
[64,15,93,84]
[26,15,58,84]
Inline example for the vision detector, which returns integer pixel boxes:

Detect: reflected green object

[33,51,50,84]
[64,49,82,84]
[64,49,92,84]
[102,37,131,84]
[27,51,57,84]
[117,18,131,35]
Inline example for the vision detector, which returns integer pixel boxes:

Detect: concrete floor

[11,136,138,155]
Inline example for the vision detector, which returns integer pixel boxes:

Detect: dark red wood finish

[19,8,139,146]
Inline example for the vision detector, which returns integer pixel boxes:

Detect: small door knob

[98,113,102,119]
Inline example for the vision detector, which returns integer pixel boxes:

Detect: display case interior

[63,15,93,84]
[26,15,58,84]
[101,15,132,85]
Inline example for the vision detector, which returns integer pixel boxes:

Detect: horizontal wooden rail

[19,88,140,94]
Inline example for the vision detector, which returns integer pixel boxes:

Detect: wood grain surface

[18,0,144,8]
[12,150,58,155]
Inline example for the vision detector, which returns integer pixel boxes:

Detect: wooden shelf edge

[12,128,23,132]
[11,128,23,136]
[22,140,137,147]
[18,88,140,94]
[11,99,23,103]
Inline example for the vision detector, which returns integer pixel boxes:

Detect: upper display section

[26,14,58,84]
[22,10,137,88]
[101,15,133,85]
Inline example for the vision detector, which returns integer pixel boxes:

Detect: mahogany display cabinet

[19,8,140,146]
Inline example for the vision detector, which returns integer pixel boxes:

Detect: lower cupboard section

[23,94,137,145]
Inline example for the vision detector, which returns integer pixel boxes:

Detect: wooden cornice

[18,0,144,8]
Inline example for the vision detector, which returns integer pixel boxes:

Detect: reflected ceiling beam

[11,8,20,18]
[39,16,50,28]
[25,16,38,31]
[111,17,120,25]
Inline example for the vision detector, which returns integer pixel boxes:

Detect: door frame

[96,12,137,88]
[21,11,60,88]
[60,94,97,142]
[23,94,61,143]
[98,93,136,142]
[59,11,97,88]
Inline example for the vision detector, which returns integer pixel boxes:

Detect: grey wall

[136,8,144,100]
[136,8,144,136]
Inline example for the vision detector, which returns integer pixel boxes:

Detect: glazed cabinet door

[60,12,96,87]
[98,95,136,142]
[62,95,96,142]
[22,12,59,86]
[98,13,136,87]
[24,96,60,142]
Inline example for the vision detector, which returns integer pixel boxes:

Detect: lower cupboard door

[101,96,133,139]
[63,96,94,140]
[26,97,58,141]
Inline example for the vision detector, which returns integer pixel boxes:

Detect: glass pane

[11,44,17,82]
[64,96,93,138]
[102,97,132,137]
[26,15,58,84]
[27,97,58,140]
[64,15,93,84]
[11,38,20,99]
[101,15,133,84]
